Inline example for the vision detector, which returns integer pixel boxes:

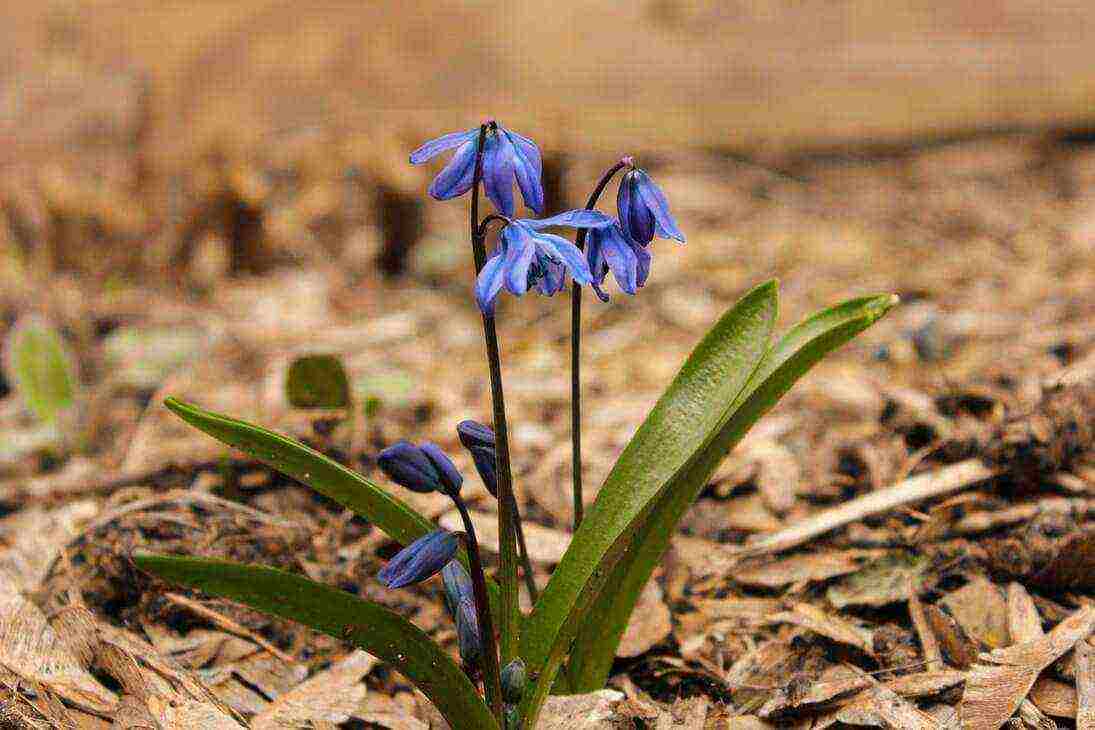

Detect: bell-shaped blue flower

[377,440,463,495]
[586,221,652,302]
[378,529,459,589]
[457,420,497,497]
[475,210,614,314]
[617,167,685,245]
[409,122,543,216]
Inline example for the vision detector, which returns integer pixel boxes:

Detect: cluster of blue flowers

[410,121,684,312]
[379,122,684,706]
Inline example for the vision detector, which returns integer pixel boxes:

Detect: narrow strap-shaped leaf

[518,281,778,696]
[163,397,501,611]
[134,554,497,730]
[165,397,434,546]
[562,294,898,693]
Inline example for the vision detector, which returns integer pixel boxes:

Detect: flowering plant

[136,120,896,728]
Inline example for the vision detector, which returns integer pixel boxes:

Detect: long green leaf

[134,554,497,730]
[165,397,433,546]
[563,294,898,693]
[517,281,779,715]
[164,397,500,610]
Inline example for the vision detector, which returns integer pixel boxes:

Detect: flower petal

[474,250,507,314]
[535,259,566,295]
[428,140,477,200]
[503,129,544,214]
[420,442,463,494]
[533,232,592,284]
[601,227,639,295]
[618,172,656,244]
[501,226,536,296]
[521,209,614,230]
[635,170,685,242]
[483,136,516,215]
[409,129,476,164]
[585,228,608,284]
[635,244,653,287]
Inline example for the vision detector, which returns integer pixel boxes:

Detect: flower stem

[452,495,503,718]
[469,123,522,665]
[569,158,631,531]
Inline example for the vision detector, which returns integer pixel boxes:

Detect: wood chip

[960,605,1095,730]
[1029,677,1077,718]
[909,579,944,669]
[734,550,868,589]
[814,673,939,729]
[885,670,966,698]
[538,689,624,729]
[768,603,874,654]
[741,459,996,556]
[251,650,376,729]
[618,581,672,658]
[1006,583,1044,645]
[940,576,1010,650]
[1077,639,1094,730]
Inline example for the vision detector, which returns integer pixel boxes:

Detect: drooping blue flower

[457,420,497,497]
[378,529,459,589]
[474,209,614,314]
[585,220,653,302]
[377,440,463,495]
[409,122,544,216]
[617,167,685,245]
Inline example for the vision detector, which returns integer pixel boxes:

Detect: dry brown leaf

[814,673,940,729]
[828,552,927,609]
[538,689,624,729]
[768,603,874,654]
[1076,639,1094,730]
[250,650,376,729]
[960,605,1095,730]
[734,550,868,590]
[618,581,672,658]
[909,580,944,669]
[1006,583,1044,645]
[1029,677,1077,719]
[940,577,1010,650]
[885,670,966,698]
[0,583,116,716]
[356,691,428,730]
[925,604,980,669]
[758,664,869,718]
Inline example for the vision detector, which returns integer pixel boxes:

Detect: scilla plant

[136,121,896,729]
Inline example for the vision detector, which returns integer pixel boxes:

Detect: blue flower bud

[419,441,463,495]
[501,659,527,704]
[378,530,459,589]
[378,440,463,495]
[457,421,497,497]
[455,595,482,666]
[617,168,685,246]
[377,440,442,493]
[441,560,475,618]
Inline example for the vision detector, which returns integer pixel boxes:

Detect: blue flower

[409,122,544,216]
[377,440,463,495]
[378,529,459,589]
[475,209,613,314]
[586,221,652,302]
[457,420,497,497]
[617,167,685,245]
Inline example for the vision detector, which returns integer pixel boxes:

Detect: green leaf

[4,317,78,425]
[563,293,898,693]
[164,397,501,610]
[286,354,352,409]
[165,397,432,547]
[134,554,497,730]
[517,281,779,718]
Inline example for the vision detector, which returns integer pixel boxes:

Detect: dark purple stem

[569,158,631,531]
